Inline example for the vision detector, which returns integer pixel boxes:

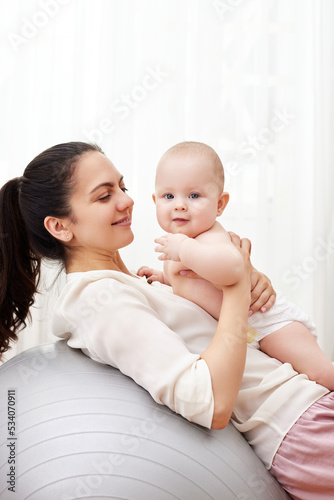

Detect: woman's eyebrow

[89,176,124,195]
[89,182,115,195]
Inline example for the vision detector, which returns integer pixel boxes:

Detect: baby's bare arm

[137,265,170,285]
[155,222,244,285]
[165,260,223,320]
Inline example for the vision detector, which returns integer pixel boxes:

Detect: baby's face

[153,152,227,238]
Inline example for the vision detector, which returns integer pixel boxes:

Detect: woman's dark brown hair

[0,141,103,356]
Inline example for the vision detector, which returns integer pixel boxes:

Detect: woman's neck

[65,250,132,275]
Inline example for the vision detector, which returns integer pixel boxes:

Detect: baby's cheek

[156,212,170,231]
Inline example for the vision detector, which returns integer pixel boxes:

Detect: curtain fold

[1,0,333,363]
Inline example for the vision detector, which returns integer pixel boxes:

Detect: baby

[138,141,334,390]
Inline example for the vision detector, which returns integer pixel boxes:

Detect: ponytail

[0,178,41,356]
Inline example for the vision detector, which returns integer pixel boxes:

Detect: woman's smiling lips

[112,216,132,226]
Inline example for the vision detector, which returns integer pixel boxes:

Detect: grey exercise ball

[0,341,291,499]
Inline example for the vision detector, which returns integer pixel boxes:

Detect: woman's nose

[118,190,134,210]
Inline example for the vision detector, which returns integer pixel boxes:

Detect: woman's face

[67,151,134,264]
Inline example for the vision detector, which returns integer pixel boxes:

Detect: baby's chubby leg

[260,322,334,390]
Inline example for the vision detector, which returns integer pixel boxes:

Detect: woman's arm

[200,238,252,429]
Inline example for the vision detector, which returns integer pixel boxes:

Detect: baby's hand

[154,233,189,261]
[137,266,165,283]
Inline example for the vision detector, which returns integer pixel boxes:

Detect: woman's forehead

[73,152,122,195]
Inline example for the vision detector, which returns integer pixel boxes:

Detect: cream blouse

[52,270,328,468]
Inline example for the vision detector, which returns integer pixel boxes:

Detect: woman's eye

[99,194,111,202]
[189,193,200,199]
[164,193,174,200]
[121,187,128,193]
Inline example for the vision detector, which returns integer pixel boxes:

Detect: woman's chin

[122,231,135,247]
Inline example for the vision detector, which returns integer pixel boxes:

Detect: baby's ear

[152,193,156,204]
[217,192,229,216]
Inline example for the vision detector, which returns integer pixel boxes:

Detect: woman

[0,142,333,499]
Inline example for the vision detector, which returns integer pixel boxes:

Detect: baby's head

[153,141,229,238]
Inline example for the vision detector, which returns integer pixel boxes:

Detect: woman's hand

[249,268,276,316]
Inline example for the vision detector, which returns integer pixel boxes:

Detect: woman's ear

[217,192,230,216]
[44,216,72,242]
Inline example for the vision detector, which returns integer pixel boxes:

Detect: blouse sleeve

[53,276,214,428]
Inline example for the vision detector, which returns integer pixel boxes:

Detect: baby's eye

[121,187,128,193]
[189,193,200,199]
[164,193,174,200]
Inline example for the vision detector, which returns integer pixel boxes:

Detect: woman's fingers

[228,232,251,257]
[249,271,276,314]
[228,231,241,247]
[250,292,275,315]
[240,237,251,255]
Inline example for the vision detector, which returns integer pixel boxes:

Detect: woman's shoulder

[54,270,151,327]
[53,269,177,338]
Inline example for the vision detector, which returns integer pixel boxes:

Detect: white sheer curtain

[1,0,333,362]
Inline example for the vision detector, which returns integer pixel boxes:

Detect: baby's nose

[174,198,187,210]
